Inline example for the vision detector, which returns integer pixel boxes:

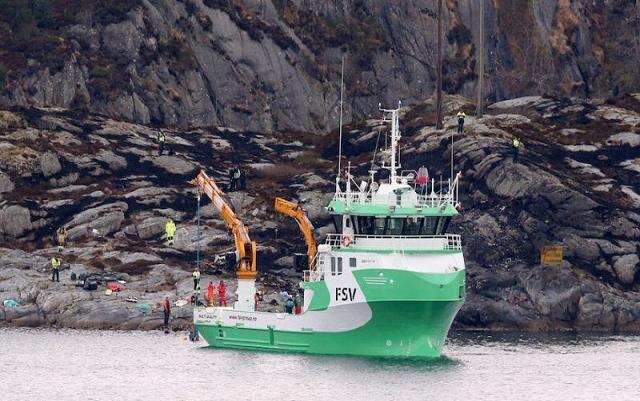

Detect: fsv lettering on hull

[335,287,357,302]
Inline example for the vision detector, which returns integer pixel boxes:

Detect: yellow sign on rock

[541,245,563,266]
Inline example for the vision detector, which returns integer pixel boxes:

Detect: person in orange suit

[218,280,227,307]
[207,281,215,306]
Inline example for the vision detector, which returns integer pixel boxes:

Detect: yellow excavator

[274,197,317,270]
[191,170,257,280]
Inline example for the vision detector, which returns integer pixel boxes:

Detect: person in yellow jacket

[512,136,521,163]
[51,256,61,282]
[456,110,466,134]
[192,268,201,292]
[165,218,176,245]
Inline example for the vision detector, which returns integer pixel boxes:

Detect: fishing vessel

[193,104,465,358]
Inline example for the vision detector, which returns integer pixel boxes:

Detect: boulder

[575,293,615,329]
[95,150,128,171]
[607,132,640,147]
[0,171,14,193]
[124,187,176,205]
[171,225,227,252]
[227,192,255,210]
[136,217,167,239]
[562,234,601,262]
[148,156,197,175]
[102,251,162,265]
[612,254,639,285]
[66,203,127,240]
[0,205,32,237]
[40,152,62,177]
[68,202,128,227]
[522,266,582,322]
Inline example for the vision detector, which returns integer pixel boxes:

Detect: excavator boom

[192,170,256,279]
[274,197,317,269]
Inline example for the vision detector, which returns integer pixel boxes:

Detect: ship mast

[379,102,402,184]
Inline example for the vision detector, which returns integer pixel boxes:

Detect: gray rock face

[4,1,640,132]
[102,20,142,60]
[148,156,196,175]
[39,152,62,177]
[522,266,582,322]
[0,205,32,237]
[563,235,601,262]
[95,151,128,171]
[613,254,640,285]
[66,203,128,241]
[297,191,333,221]
[136,217,167,240]
[576,293,615,329]
[0,172,15,193]
[485,163,537,199]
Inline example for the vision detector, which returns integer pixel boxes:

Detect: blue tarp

[3,299,20,308]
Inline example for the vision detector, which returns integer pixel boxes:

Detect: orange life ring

[342,235,352,247]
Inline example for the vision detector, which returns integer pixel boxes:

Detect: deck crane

[191,170,256,311]
[274,197,317,270]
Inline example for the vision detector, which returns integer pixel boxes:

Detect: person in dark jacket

[163,296,171,330]
[239,168,246,190]
[285,296,294,314]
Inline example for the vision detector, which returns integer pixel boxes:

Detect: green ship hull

[195,270,464,358]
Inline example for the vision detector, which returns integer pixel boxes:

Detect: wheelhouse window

[357,216,375,235]
[387,218,404,235]
[349,216,451,236]
[349,258,357,268]
[373,217,387,235]
[421,217,438,235]
[435,217,451,235]
[332,216,343,233]
[337,258,343,275]
[403,217,422,235]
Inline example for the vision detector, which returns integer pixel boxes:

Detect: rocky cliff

[1,93,639,331]
[1,0,640,133]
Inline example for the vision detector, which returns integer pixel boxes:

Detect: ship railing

[325,233,462,251]
[304,269,324,282]
[332,192,372,204]
[332,175,460,209]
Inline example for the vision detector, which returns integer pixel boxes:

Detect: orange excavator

[192,170,257,280]
[274,197,317,270]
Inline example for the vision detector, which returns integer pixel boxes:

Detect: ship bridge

[308,103,465,282]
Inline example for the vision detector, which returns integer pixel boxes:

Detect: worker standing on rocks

[192,268,201,292]
[157,129,166,155]
[457,110,466,134]
[218,280,227,307]
[228,168,235,191]
[165,218,176,246]
[51,256,61,282]
[239,167,246,190]
[56,226,67,252]
[512,136,521,163]
[163,296,171,331]
[233,168,241,190]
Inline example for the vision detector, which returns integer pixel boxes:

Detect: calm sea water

[0,328,638,401]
